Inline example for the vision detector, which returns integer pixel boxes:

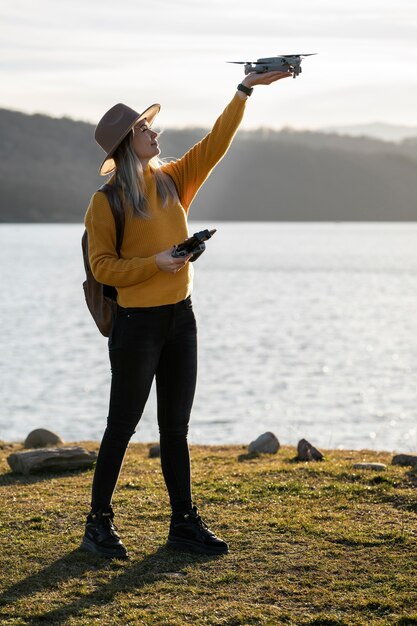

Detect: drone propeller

[227,61,252,64]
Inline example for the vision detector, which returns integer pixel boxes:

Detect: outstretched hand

[242,71,293,88]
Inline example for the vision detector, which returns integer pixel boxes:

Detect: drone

[228,54,316,78]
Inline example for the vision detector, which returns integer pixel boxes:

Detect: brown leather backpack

[82,184,125,337]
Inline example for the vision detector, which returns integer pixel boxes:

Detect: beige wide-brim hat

[95,102,161,175]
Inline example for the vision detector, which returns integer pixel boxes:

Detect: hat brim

[99,103,161,176]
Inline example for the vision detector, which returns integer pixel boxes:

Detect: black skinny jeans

[91,296,197,514]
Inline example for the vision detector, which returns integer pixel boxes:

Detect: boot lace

[91,509,119,535]
[188,507,209,531]
[101,511,118,531]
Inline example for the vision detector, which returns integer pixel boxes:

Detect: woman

[82,70,292,559]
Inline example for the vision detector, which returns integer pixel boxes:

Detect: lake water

[1,222,417,453]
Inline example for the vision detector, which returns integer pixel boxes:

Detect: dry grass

[0,441,417,625]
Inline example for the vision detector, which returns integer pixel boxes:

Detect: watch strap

[237,83,253,96]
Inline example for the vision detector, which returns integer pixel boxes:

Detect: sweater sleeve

[84,191,159,287]
[161,92,247,212]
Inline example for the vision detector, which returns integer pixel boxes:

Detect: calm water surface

[1,222,417,452]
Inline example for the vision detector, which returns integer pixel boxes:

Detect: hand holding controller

[172,229,217,262]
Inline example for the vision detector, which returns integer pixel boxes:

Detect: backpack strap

[97,183,125,256]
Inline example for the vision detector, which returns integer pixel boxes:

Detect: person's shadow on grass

[0,543,222,625]
[0,468,224,624]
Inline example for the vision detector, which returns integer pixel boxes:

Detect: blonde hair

[112,132,178,218]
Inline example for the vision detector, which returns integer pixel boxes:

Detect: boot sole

[167,537,229,555]
[80,536,129,559]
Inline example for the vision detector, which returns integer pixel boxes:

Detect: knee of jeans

[159,424,189,439]
[106,421,136,440]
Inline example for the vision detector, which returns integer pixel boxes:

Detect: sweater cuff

[233,90,249,107]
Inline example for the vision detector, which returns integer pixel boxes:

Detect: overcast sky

[2,0,417,130]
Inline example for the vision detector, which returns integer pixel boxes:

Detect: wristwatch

[237,83,253,97]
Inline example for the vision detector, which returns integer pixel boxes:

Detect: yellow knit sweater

[84,92,246,307]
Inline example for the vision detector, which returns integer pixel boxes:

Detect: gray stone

[148,443,161,458]
[297,439,324,461]
[248,432,280,455]
[7,446,97,475]
[353,462,386,471]
[392,454,417,467]
[24,429,64,449]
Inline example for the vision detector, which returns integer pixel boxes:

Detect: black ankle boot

[81,506,128,559]
[167,505,229,555]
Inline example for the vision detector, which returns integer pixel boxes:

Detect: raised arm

[161,71,292,212]
[161,93,246,212]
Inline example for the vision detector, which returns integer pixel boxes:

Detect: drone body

[229,54,316,78]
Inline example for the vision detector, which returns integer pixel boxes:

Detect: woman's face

[132,119,160,162]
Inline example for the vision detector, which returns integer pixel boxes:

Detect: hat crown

[95,103,140,154]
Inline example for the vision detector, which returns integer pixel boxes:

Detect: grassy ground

[0,441,416,626]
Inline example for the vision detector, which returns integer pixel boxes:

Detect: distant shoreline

[2,107,417,222]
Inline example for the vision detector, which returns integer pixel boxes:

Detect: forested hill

[1,107,417,222]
